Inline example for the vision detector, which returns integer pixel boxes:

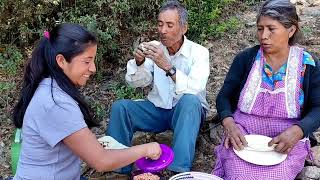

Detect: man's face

[157,9,187,48]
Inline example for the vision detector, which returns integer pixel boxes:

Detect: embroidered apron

[213,46,311,180]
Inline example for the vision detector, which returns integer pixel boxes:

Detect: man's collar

[179,36,191,57]
[167,36,191,58]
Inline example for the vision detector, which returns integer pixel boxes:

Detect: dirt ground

[0,1,319,179]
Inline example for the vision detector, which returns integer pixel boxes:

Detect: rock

[197,134,214,155]
[205,109,216,122]
[302,6,320,17]
[0,141,6,164]
[291,0,308,5]
[91,117,108,137]
[313,129,320,143]
[243,11,257,27]
[297,166,320,179]
[306,0,320,5]
[154,131,173,146]
[245,21,256,27]
[132,131,155,145]
[310,146,320,167]
[209,123,224,145]
[290,0,320,6]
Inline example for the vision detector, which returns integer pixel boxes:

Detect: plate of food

[135,144,174,173]
[131,170,163,180]
[233,134,287,166]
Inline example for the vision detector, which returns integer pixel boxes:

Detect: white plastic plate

[169,172,223,180]
[233,134,287,166]
[98,136,128,149]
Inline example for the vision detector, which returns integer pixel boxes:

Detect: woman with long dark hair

[12,23,161,180]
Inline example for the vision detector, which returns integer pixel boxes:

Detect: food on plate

[133,172,160,180]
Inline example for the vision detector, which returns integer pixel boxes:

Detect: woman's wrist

[222,117,235,127]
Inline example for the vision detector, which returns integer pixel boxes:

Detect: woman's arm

[216,47,258,149]
[298,60,320,137]
[63,128,161,172]
[268,59,320,154]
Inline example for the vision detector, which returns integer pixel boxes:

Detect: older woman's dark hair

[13,23,99,128]
[257,0,301,45]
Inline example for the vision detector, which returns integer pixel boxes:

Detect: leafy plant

[111,83,144,100]
[302,26,312,38]
[209,16,241,38]
[245,0,261,6]
[184,0,237,41]
[0,45,23,76]
[0,81,16,109]
[0,81,15,93]
[91,101,107,121]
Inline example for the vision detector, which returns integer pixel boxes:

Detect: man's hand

[143,43,172,71]
[222,117,247,151]
[133,43,146,66]
[268,125,304,154]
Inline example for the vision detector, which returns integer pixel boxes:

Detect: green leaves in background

[0,45,23,76]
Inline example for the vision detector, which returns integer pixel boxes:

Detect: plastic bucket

[169,172,223,180]
[11,129,22,175]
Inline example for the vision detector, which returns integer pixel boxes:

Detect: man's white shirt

[125,36,210,110]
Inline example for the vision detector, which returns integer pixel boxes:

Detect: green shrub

[0,81,16,109]
[0,0,60,46]
[245,0,261,6]
[0,0,244,91]
[0,0,240,63]
[91,101,107,121]
[208,16,241,38]
[184,0,237,41]
[111,83,144,100]
[0,81,15,93]
[0,45,23,76]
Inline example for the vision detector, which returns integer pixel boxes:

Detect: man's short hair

[159,1,188,26]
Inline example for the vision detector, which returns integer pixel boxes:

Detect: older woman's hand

[222,117,248,151]
[268,125,304,154]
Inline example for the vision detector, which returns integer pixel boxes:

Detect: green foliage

[302,26,312,37]
[111,83,144,100]
[0,0,60,46]
[184,0,237,41]
[0,45,23,76]
[209,16,241,38]
[245,0,261,6]
[0,81,15,93]
[0,81,16,108]
[91,101,107,121]
[0,0,243,85]
[0,0,240,62]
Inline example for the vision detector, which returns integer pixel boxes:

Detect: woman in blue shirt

[12,23,161,180]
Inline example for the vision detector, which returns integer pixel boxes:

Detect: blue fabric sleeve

[37,99,87,148]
